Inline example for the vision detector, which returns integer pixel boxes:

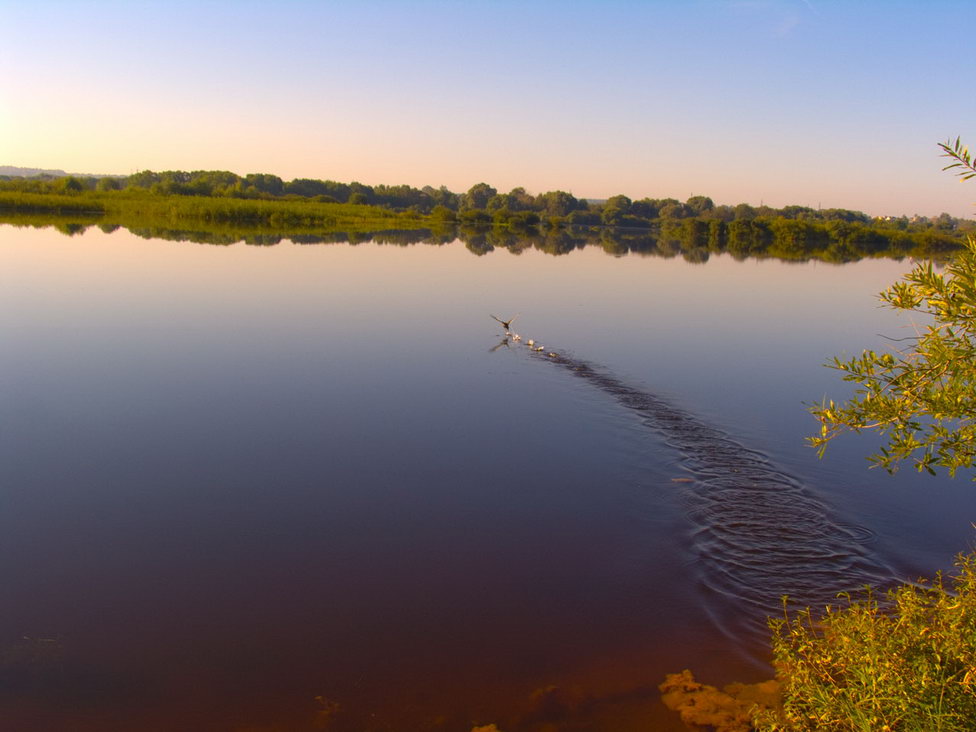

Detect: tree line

[1,168,972,236]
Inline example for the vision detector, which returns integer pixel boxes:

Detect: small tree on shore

[752,140,976,732]
[810,138,976,478]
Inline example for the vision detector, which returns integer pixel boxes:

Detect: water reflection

[2,224,973,732]
[0,214,960,264]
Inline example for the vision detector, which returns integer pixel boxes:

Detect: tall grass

[0,190,425,229]
[755,553,976,731]
[0,191,106,215]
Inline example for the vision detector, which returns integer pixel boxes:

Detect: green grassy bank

[0,189,427,231]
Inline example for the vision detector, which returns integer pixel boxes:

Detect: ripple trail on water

[528,347,894,646]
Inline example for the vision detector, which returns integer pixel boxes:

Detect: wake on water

[518,342,894,645]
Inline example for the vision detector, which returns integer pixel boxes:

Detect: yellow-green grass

[755,553,976,731]
[0,190,427,229]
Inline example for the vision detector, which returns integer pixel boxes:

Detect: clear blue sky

[2,0,974,216]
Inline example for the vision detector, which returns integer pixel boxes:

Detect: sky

[2,0,975,217]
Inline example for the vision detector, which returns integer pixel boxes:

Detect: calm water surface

[2,226,975,731]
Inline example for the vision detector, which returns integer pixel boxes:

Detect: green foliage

[685,195,714,215]
[95,176,121,192]
[734,202,757,220]
[810,141,976,478]
[459,182,497,211]
[458,208,492,224]
[600,194,632,225]
[631,198,660,219]
[245,173,284,196]
[0,163,971,262]
[659,200,692,219]
[535,189,582,217]
[778,140,976,730]
[940,137,976,182]
[2,166,973,239]
[1,192,965,266]
[755,553,976,731]
[430,204,457,223]
[57,176,86,193]
[811,240,976,476]
[490,208,540,228]
[0,191,106,214]
[0,189,422,232]
[564,209,601,226]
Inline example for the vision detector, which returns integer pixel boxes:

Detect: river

[2,224,974,731]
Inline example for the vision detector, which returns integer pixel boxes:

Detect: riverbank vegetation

[0,169,971,262]
[812,138,976,478]
[744,140,976,731]
[0,188,425,231]
[753,553,976,731]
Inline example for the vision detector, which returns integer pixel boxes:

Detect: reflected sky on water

[1,225,974,731]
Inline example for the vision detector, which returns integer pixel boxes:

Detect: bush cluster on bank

[752,552,976,731]
[0,187,966,263]
[2,168,972,233]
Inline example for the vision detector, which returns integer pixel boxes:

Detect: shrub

[756,552,976,731]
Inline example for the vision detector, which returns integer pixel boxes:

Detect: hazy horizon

[2,0,975,218]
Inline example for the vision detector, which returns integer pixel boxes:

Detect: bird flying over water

[490,314,518,331]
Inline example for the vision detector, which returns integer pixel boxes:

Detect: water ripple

[531,348,894,643]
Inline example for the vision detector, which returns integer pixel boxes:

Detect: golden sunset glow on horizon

[2,0,975,217]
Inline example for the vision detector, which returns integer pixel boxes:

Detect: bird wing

[490,314,506,325]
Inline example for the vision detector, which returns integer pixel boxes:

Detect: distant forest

[0,168,972,259]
